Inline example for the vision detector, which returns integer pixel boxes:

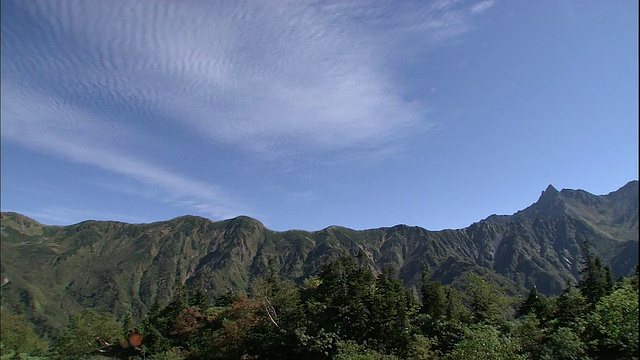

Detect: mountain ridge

[1,181,637,337]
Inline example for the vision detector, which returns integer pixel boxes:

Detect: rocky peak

[537,184,560,205]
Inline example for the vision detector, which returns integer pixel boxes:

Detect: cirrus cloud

[1,0,495,219]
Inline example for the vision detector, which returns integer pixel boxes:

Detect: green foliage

[310,255,375,343]
[52,309,121,359]
[514,313,546,359]
[442,286,470,325]
[585,280,639,359]
[463,272,515,327]
[8,251,636,360]
[3,198,638,340]
[141,299,171,354]
[448,324,524,360]
[540,326,588,360]
[244,271,306,358]
[0,310,48,358]
[419,270,447,323]
[147,347,186,360]
[405,334,441,360]
[579,242,614,307]
[334,340,399,360]
[121,312,134,339]
[553,281,589,330]
[188,282,210,310]
[369,266,416,356]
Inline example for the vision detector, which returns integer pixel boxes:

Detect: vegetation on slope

[0,181,637,354]
[2,249,637,359]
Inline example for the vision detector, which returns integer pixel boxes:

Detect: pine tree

[464,272,514,327]
[188,280,210,309]
[578,242,611,306]
[311,255,375,344]
[517,286,541,318]
[370,265,414,356]
[554,281,588,329]
[420,270,446,322]
[142,298,170,354]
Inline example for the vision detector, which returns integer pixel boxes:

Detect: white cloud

[1,85,247,220]
[470,0,497,15]
[21,206,149,225]
[1,0,495,218]
[2,0,494,155]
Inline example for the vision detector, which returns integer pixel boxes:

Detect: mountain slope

[1,181,637,337]
[486,181,638,241]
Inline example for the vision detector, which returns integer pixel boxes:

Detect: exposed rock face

[1,181,637,335]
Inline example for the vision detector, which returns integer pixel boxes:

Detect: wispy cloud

[1,82,247,219]
[1,0,494,218]
[20,206,149,225]
[470,0,497,15]
[2,0,494,153]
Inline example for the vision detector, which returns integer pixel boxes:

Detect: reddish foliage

[129,333,143,347]
[170,306,204,336]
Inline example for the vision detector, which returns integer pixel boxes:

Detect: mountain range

[1,180,637,337]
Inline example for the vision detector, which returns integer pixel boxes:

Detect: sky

[1,0,638,232]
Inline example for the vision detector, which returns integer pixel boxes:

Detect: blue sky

[1,0,637,231]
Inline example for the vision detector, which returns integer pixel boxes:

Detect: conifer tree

[554,280,588,329]
[188,281,210,309]
[419,270,446,322]
[578,241,610,306]
[370,265,414,356]
[312,254,375,343]
[517,286,541,318]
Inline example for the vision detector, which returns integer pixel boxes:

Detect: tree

[188,281,210,309]
[212,295,262,359]
[553,281,588,330]
[0,309,48,358]
[311,255,375,344]
[121,312,134,338]
[585,280,639,359]
[334,340,399,360]
[463,272,514,327]
[142,299,171,355]
[245,269,306,358]
[517,286,551,322]
[514,313,546,360]
[449,324,524,360]
[169,306,204,348]
[540,326,588,360]
[369,265,415,356]
[165,283,189,320]
[53,309,122,358]
[419,270,446,323]
[578,242,612,306]
[443,286,470,324]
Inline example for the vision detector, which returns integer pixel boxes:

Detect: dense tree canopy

[2,248,638,360]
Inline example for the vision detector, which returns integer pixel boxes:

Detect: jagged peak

[539,184,559,199]
[534,184,560,207]
[545,184,559,192]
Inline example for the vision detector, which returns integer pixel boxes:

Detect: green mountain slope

[1,181,637,337]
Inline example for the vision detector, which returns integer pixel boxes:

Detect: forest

[1,245,638,360]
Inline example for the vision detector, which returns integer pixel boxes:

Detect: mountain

[486,181,638,241]
[1,181,637,337]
